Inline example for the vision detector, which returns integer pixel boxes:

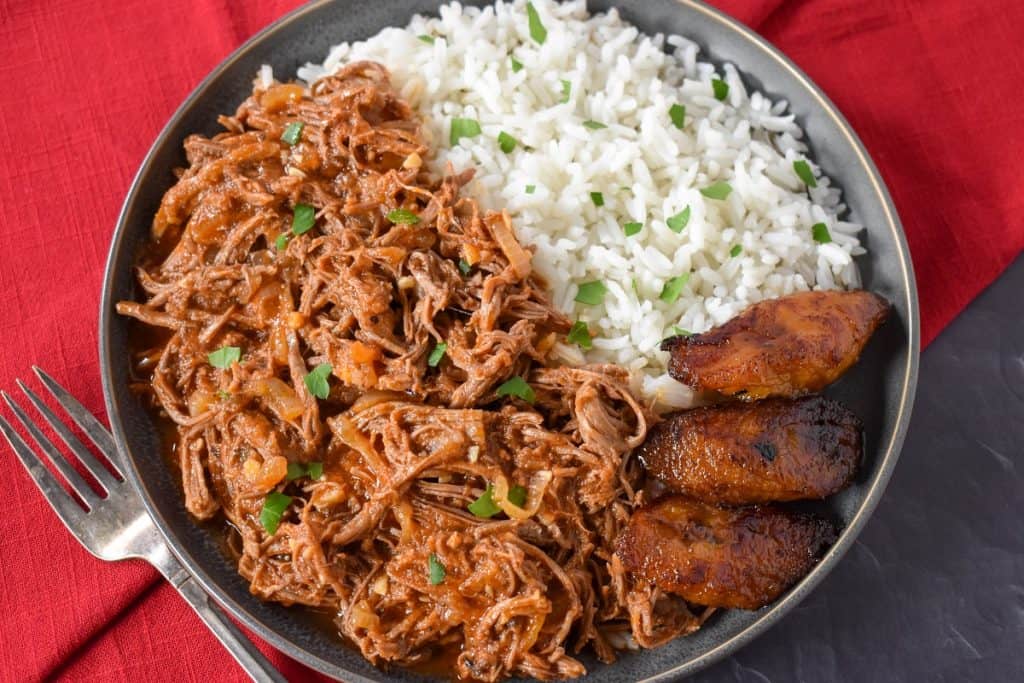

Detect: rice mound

[296,0,865,408]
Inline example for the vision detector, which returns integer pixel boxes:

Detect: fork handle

[171,574,289,683]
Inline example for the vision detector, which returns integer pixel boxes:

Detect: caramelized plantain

[663,290,890,399]
[638,396,862,504]
[616,496,836,610]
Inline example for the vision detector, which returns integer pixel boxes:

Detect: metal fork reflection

[0,367,286,683]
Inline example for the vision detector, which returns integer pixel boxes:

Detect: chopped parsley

[428,342,447,367]
[700,181,732,200]
[260,492,292,535]
[574,280,607,306]
[207,346,241,369]
[793,159,817,188]
[281,121,304,145]
[666,206,691,233]
[387,208,420,225]
[525,184,536,194]
[496,376,536,404]
[428,553,446,585]
[292,203,316,235]
[567,320,593,349]
[508,485,528,508]
[417,34,435,44]
[812,222,833,244]
[458,259,472,275]
[623,221,643,237]
[511,56,524,72]
[659,274,690,304]
[560,79,571,103]
[582,120,607,130]
[672,326,693,337]
[468,483,502,518]
[669,103,686,129]
[730,244,742,257]
[712,78,729,101]
[450,118,482,146]
[498,131,518,153]
[526,2,547,44]
[590,191,604,207]
[286,461,324,482]
[304,362,333,400]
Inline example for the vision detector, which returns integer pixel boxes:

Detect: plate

[99,1,919,680]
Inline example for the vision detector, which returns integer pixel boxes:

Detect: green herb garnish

[428,553,446,585]
[468,483,502,518]
[672,326,693,337]
[281,121,304,145]
[286,462,306,481]
[208,346,241,369]
[417,34,435,44]
[590,191,604,207]
[304,362,333,400]
[730,244,742,257]
[793,160,817,188]
[659,274,690,304]
[525,184,536,194]
[700,181,732,200]
[496,376,536,404]
[387,208,420,225]
[428,342,447,367]
[508,485,528,508]
[274,233,291,251]
[511,56,524,72]
[458,259,472,275]
[623,221,642,237]
[526,2,547,44]
[560,79,571,103]
[666,206,691,233]
[583,120,606,130]
[450,118,482,146]
[812,222,833,244]
[669,103,686,129]
[712,78,729,101]
[260,492,292,535]
[567,320,593,349]
[574,280,607,306]
[292,203,316,235]
[498,131,518,153]
[216,390,232,401]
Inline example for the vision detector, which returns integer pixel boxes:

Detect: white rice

[295,0,865,409]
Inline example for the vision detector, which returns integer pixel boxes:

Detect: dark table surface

[694,254,1024,682]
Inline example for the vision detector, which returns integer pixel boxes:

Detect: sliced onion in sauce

[249,377,304,420]
[492,470,552,520]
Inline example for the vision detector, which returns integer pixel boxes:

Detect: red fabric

[0,0,1020,680]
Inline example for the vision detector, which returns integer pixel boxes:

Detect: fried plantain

[616,496,837,610]
[638,395,862,504]
[662,290,890,399]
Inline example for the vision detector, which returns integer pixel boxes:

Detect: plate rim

[98,1,920,680]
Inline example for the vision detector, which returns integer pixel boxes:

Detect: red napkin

[0,0,1021,681]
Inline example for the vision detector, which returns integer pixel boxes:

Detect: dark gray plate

[99,1,920,680]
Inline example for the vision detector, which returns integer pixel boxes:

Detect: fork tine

[0,409,89,532]
[1,391,100,508]
[32,367,121,473]
[16,380,119,492]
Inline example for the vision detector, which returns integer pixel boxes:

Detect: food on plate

[302,0,868,409]
[615,495,837,610]
[116,0,886,679]
[663,290,890,400]
[118,62,695,681]
[637,395,862,504]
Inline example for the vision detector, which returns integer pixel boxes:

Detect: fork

[0,367,287,683]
